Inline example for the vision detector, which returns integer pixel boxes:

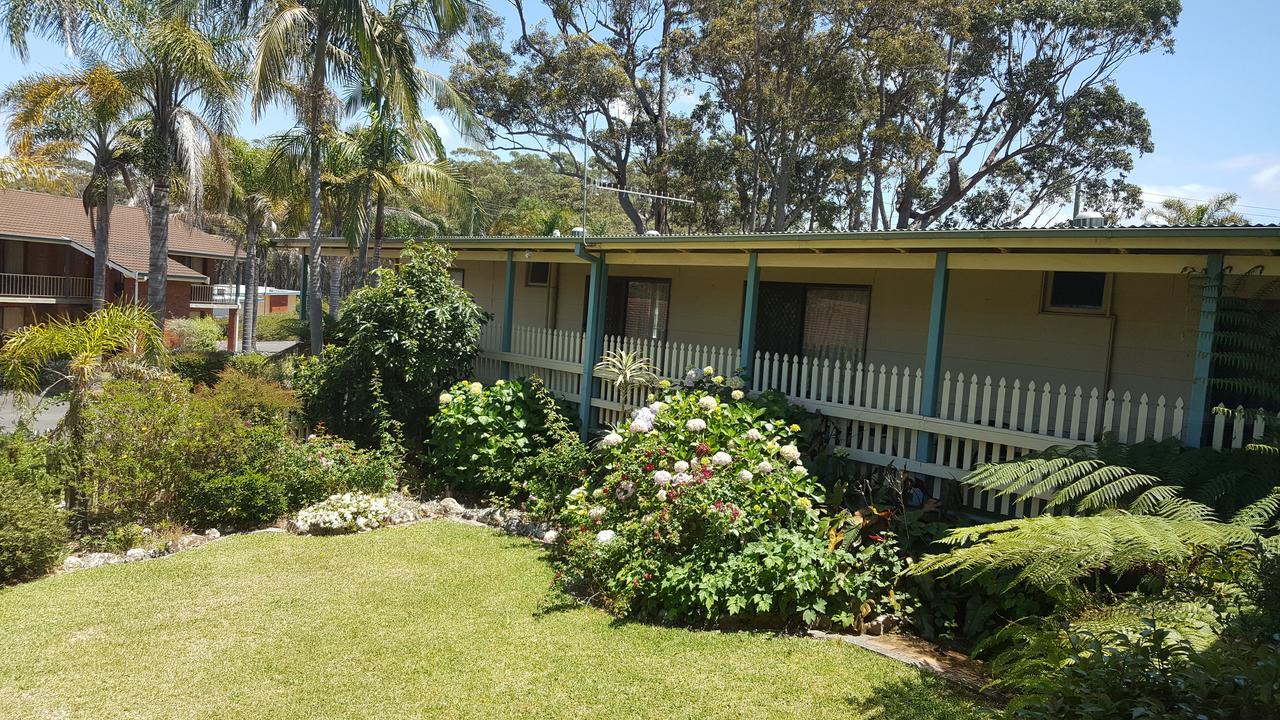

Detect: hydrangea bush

[554,372,903,628]
[292,493,404,535]
[273,433,402,510]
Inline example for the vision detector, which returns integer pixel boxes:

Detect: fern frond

[908,514,1258,598]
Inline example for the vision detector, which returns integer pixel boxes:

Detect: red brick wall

[117,278,196,319]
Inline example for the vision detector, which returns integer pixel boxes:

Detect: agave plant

[593,351,659,410]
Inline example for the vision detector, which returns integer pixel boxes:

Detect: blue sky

[3,1,1279,223]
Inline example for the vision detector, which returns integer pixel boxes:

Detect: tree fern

[909,513,1259,601]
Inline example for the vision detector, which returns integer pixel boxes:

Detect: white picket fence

[475,324,1273,517]
[1211,404,1280,450]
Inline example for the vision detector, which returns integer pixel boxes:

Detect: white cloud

[1248,164,1280,194]
[1215,153,1280,171]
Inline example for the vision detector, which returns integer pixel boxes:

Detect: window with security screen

[584,277,672,340]
[753,282,870,363]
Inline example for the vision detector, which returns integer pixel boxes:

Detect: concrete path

[0,392,66,433]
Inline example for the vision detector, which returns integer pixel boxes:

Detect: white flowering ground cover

[0,522,989,719]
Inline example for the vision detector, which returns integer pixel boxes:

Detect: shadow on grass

[844,674,1000,719]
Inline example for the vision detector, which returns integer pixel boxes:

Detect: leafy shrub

[225,352,291,384]
[169,350,230,386]
[429,377,573,501]
[0,428,59,500]
[77,375,284,525]
[180,471,287,532]
[254,313,305,342]
[293,493,403,535]
[166,317,225,351]
[273,433,401,510]
[554,381,902,628]
[294,242,486,448]
[1009,622,1280,720]
[0,474,68,583]
[203,369,299,424]
[516,434,592,521]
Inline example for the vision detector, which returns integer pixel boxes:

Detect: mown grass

[0,521,993,719]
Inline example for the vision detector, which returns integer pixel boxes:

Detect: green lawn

[0,521,991,719]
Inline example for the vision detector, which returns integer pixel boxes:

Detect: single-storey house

[0,188,240,335]
[285,220,1280,516]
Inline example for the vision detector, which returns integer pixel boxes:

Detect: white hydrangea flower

[698,395,718,411]
[588,506,606,520]
[543,530,559,543]
[673,472,693,485]
[599,432,623,447]
[757,460,774,473]
[731,390,745,401]
[780,444,801,463]
[686,418,707,433]
[648,401,666,414]
[712,451,732,466]
[712,375,724,384]
[657,490,668,502]
[595,529,617,544]
[793,465,809,477]
[468,381,484,395]
[568,487,585,499]
[674,460,690,473]
[738,470,754,482]
[703,366,715,375]
[653,470,673,486]
[438,392,453,404]
[745,428,763,442]
[630,415,654,433]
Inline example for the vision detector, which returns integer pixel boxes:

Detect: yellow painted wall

[453,258,1202,403]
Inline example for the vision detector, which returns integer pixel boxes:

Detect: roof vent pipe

[644,229,661,236]
[570,226,586,237]
[1072,210,1105,228]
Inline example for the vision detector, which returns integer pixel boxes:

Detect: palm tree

[3,0,246,324]
[2,64,142,310]
[0,304,165,523]
[334,112,468,283]
[251,0,473,353]
[215,138,300,352]
[1145,192,1252,226]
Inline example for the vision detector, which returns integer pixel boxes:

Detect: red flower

[644,464,655,472]
[658,447,668,456]
[695,442,710,457]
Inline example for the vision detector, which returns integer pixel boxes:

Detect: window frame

[1041,271,1112,316]
[525,261,551,287]
[746,280,872,362]
[583,275,673,341]
[448,268,465,287]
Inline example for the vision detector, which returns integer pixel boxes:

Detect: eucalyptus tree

[2,63,142,309]
[2,0,249,322]
[251,0,474,353]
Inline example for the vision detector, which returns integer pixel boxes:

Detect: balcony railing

[190,284,239,306]
[0,273,91,300]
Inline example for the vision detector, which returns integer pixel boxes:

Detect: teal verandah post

[915,251,949,463]
[575,242,606,438]
[500,250,516,380]
[1186,253,1224,447]
[299,255,309,321]
[740,252,760,386]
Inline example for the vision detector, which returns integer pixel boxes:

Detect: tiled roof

[0,188,237,280]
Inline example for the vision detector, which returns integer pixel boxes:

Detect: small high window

[449,268,465,287]
[1043,271,1109,314]
[526,262,551,286]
